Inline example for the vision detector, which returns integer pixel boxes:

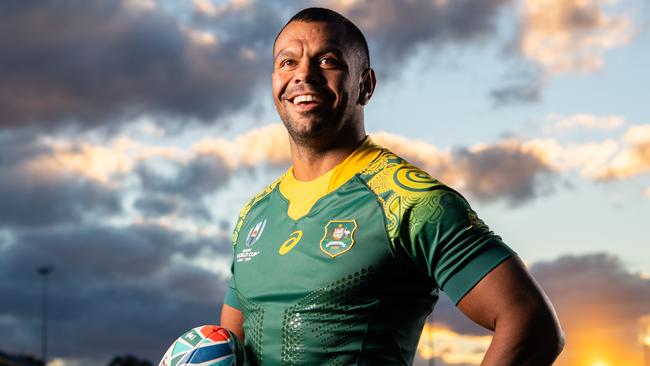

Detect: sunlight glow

[590,360,609,366]
[640,315,650,346]
[417,323,492,365]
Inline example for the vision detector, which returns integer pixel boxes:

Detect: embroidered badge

[320,219,357,258]
[246,219,267,246]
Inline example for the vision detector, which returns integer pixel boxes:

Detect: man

[221,7,564,365]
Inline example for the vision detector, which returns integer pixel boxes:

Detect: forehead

[274,21,349,55]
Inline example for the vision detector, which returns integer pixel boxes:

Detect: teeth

[293,95,318,104]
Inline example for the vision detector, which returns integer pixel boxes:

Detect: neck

[289,125,366,181]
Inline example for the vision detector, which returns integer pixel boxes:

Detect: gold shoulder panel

[231,174,284,245]
[361,151,446,240]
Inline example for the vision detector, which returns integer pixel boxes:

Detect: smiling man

[221,7,564,365]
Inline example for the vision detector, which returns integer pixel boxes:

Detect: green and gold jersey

[224,137,514,365]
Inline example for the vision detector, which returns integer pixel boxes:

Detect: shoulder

[357,147,472,238]
[231,173,284,244]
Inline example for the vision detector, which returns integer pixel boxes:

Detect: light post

[37,266,53,366]
[640,315,650,366]
[428,314,435,366]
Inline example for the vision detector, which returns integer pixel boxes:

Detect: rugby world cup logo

[246,219,267,246]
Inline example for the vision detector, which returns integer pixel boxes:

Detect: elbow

[541,298,566,359]
[553,321,566,358]
[529,302,566,362]
[503,301,566,363]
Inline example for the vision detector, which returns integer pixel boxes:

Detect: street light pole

[640,315,650,366]
[428,313,435,366]
[37,266,53,366]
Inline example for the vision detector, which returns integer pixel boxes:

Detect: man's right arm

[221,303,245,342]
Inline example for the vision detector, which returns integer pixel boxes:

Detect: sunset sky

[0,1,648,365]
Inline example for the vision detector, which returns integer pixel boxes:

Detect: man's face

[272,21,364,142]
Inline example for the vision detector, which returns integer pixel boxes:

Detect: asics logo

[278,230,303,255]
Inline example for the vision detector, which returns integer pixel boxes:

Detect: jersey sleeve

[225,228,241,310]
[224,277,241,309]
[225,225,241,309]
[403,189,515,305]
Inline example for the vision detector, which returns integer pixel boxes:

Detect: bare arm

[457,256,565,365]
[221,303,245,343]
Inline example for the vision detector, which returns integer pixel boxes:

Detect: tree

[106,355,152,366]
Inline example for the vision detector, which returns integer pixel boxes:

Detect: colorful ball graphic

[159,325,237,366]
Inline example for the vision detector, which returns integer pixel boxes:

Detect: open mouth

[290,94,321,105]
[286,94,327,112]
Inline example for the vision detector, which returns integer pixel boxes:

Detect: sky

[0,0,649,365]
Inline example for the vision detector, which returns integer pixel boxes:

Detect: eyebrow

[273,46,345,63]
[274,49,295,62]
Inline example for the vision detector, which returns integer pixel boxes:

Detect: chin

[284,117,335,142]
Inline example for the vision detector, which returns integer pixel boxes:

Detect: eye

[279,59,296,68]
[319,57,338,67]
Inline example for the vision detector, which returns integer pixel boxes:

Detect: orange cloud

[417,323,492,365]
[193,123,290,168]
[374,132,556,205]
[193,0,252,17]
[531,254,650,366]
[22,122,649,204]
[415,254,650,366]
[545,113,624,132]
[594,124,650,180]
[21,137,185,185]
[520,0,633,74]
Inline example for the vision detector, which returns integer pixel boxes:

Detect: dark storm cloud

[0,223,232,363]
[137,155,230,197]
[0,0,524,133]
[530,253,650,365]
[134,195,178,217]
[0,0,266,130]
[0,132,121,228]
[324,0,512,72]
[377,133,557,206]
[490,77,542,107]
[530,253,650,322]
[452,144,556,206]
[135,154,232,221]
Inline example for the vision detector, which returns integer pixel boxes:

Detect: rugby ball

[159,325,237,366]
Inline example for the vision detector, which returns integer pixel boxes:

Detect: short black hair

[274,7,370,69]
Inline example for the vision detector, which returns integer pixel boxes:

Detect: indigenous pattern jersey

[224,138,514,365]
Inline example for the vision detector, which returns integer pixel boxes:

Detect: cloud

[492,0,635,106]
[451,141,556,205]
[323,0,512,73]
[594,124,650,180]
[417,323,491,365]
[0,0,269,130]
[16,119,647,220]
[530,253,650,366]
[0,222,232,364]
[490,73,543,107]
[545,113,625,132]
[373,132,557,206]
[0,132,122,228]
[411,252,650,366]
[519,0,633,74]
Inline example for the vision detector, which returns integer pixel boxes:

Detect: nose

[292,59,324,85]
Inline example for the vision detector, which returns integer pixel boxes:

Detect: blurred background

[0,0,648,365]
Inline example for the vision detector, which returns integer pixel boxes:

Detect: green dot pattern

[238,293,264,365]
[281,267,374,365]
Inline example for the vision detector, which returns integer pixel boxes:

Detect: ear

[357,68,376,106]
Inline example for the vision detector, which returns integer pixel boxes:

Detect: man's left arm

[457,255,565,366]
